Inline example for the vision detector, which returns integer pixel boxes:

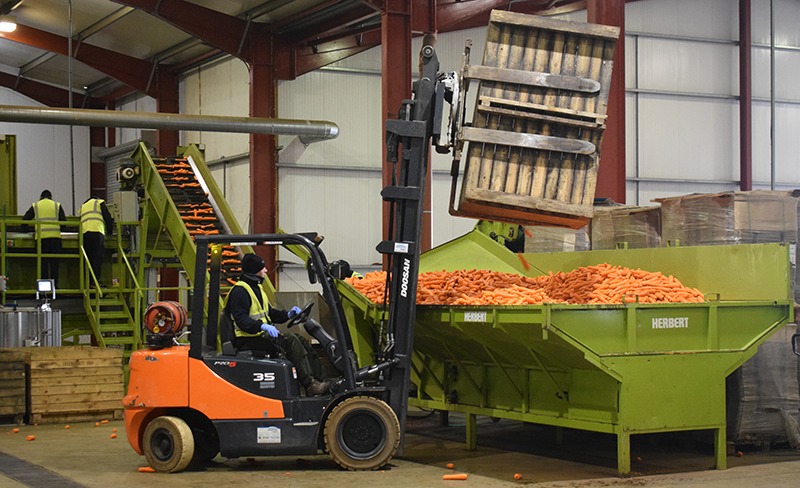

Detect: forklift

[123,41,455,472]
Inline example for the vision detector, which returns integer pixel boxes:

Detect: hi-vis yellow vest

[80,199,105,234]
[32,199,61,239]
[226,281,271,338]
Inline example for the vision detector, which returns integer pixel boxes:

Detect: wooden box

[24,346,124,424]
[452,10,620,228]
[0,350,27,424]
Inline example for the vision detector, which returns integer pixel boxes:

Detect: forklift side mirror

[793,333,800,357]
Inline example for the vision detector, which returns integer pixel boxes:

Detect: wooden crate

[0,350,27,424]
[452,10,619,228]
[24,346,124,424]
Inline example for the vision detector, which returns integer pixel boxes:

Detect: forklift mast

[378,41,443,445]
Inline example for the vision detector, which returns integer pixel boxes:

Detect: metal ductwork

[0,105,339,145]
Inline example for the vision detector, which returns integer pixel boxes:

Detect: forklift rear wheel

[143,416,195,473]
[324,396,400,470]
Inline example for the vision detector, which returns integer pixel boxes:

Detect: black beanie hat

[241,253,265,274]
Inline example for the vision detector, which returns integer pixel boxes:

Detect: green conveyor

[131,143,267,295]
[338,230,793,474]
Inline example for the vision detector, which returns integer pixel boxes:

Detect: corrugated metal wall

[627,0,800,205]
[0,88,90,215]
[102,0,800,291]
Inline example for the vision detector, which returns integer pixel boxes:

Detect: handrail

[116,223,144,348]
[80,245,103,298]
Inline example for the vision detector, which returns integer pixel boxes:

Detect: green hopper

[338,230,794,474]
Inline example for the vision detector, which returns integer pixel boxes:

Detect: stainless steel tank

[0,307,62,347]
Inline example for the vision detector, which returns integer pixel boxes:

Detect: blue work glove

[287,306,302,319]
[260,323,279,337]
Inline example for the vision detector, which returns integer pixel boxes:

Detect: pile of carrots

[344,264,705,306]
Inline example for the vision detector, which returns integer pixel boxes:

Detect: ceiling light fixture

[0,15,16,33]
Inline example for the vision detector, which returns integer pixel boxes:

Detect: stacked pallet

[0,350,27,424]
[25,346,124,424]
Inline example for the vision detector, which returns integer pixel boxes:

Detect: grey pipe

[0,105,339,145]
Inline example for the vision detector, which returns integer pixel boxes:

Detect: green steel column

[465,413,477,451]
[617,431,630,475]
[715,427,727,470]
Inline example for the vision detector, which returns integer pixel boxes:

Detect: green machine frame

[338,230,793,474]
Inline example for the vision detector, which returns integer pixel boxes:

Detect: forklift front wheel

[324,396,401,471]
[142,416,195,473]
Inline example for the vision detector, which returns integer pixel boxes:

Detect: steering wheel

[286,301,314,328]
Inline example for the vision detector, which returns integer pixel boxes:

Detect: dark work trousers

[234,332,323,387]
[83,231,105,283]
[40,237,62,284]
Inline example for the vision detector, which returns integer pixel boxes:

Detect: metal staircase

[84,289,139,349]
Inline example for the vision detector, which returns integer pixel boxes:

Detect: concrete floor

[0,413,797,487]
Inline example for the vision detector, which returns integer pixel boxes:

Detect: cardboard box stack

[523,225,590,253]
[590,205,661,250]
[654,190,800,448]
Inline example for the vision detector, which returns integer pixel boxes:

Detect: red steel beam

[588,0,626,204]
[155,69,180,157]
[0,72,102,108]
[739,0,752,190]
[381,0,412,268]
[111,0,257,61]
[0,24,160,96]
[249,28,279,283]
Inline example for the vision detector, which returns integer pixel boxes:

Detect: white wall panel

[752,101,800,185]
[626,0,737,40]
[208,158,251,232]
[751,47,800,101]
[277,70,381,168]
[116,95,156,145]
[0,88,89,214]
[751,0,800,47]
[636,37,736,94]
[276,167,383,268]
[636,94,737,181]
[178,58,250,161]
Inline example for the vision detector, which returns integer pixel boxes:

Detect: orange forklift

[123,41,451,472]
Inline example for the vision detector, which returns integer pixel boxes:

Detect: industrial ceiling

[0,0,592,109]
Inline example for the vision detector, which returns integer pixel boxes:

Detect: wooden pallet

[29,408,123,426]
[452,10,620,228]
[0,346,125,425]
[0,350,27,424]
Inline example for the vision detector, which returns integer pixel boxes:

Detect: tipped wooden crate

[25,346,124,424]
[451,10,620,228]
[0,350,27,424]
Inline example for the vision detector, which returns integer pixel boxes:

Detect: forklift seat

[219,306,245,356]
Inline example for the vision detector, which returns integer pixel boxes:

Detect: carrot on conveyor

[442,473,468,480]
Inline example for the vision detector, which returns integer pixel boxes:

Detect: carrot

[443,473,469,480]
[347,265,706,306]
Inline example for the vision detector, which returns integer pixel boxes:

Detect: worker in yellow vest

[224,253,331,396]
[22,190,66,284]
[79,195,114,286]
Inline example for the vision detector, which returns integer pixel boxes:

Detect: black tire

[143,416,195,473]
[324,396,400,471]
[191,426,220,462]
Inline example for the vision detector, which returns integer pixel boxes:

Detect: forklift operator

[226,253,332,396]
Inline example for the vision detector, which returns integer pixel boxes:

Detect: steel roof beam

[0,72,103,108]
[111,0,259,61]
[0,23,165,96]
